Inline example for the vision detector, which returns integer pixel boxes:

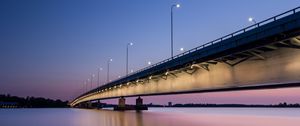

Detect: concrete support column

[97,100,102,109]
[135,96,148,110]
[118,97,126,108]
[136,96,143,106]
[87,101,92,108]
[114,96,147,111]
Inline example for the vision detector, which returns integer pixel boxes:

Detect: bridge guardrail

[79,6,300,99]
[123,6,300,79]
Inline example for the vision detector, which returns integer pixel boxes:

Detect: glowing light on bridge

[165,71,169,75]
[248,17,257,23]
[180,47,184,51]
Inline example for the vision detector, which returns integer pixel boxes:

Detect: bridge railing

[124,6,300,78]
[80,6,300,98]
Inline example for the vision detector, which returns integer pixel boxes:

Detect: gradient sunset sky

[1,0,300,104]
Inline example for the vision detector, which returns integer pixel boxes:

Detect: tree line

[0,94,69,108]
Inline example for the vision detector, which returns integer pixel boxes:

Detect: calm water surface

[1,107,300,126]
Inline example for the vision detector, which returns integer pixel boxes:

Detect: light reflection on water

[1,108,300,126]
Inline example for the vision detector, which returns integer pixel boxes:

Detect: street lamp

[171,3,180,59]
[84,81,87,92]
[97,67,103,87]
[107,59,113,83]
[248,17,257,24]
[87,79,90,90]
[148,61,152,65]
[90,74,95,89]
[126,42,133,76]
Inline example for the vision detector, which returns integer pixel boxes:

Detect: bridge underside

[71,36,300,106]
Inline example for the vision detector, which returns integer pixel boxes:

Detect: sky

[1,0,300,104]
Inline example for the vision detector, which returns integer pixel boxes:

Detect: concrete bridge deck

[71,6,300,107]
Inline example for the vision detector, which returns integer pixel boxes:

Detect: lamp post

[126,42,133,76]
[107,59,113,83]
[87,79,90,90]
[171,3,180,58]
[97,67,103,87]
[84,81,87,92]
[90,74,95,89]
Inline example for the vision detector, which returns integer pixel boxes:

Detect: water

[1,107,300,126]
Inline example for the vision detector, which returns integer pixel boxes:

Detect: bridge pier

[75,103,84,108]
[78,100,103,109]
[87,101,92,109]
[76,102,90,108]
[114,97,126,110]
[135,96,148,110]
[113,96,148,111]
[118,96,126,108]
[96,100,103,109]
[136,96,143,106]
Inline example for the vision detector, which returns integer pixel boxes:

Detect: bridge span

[71,7,300,108]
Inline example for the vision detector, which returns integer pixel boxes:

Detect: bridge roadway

[71,7,300,107]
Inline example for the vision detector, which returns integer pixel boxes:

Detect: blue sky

[1,0,300,102]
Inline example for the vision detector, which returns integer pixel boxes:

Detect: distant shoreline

[2,94,299,109]
[0,94,69,108]
[144,103,300,108]
[97,102,300,108]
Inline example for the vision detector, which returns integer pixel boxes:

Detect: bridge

[70,6,300,109]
